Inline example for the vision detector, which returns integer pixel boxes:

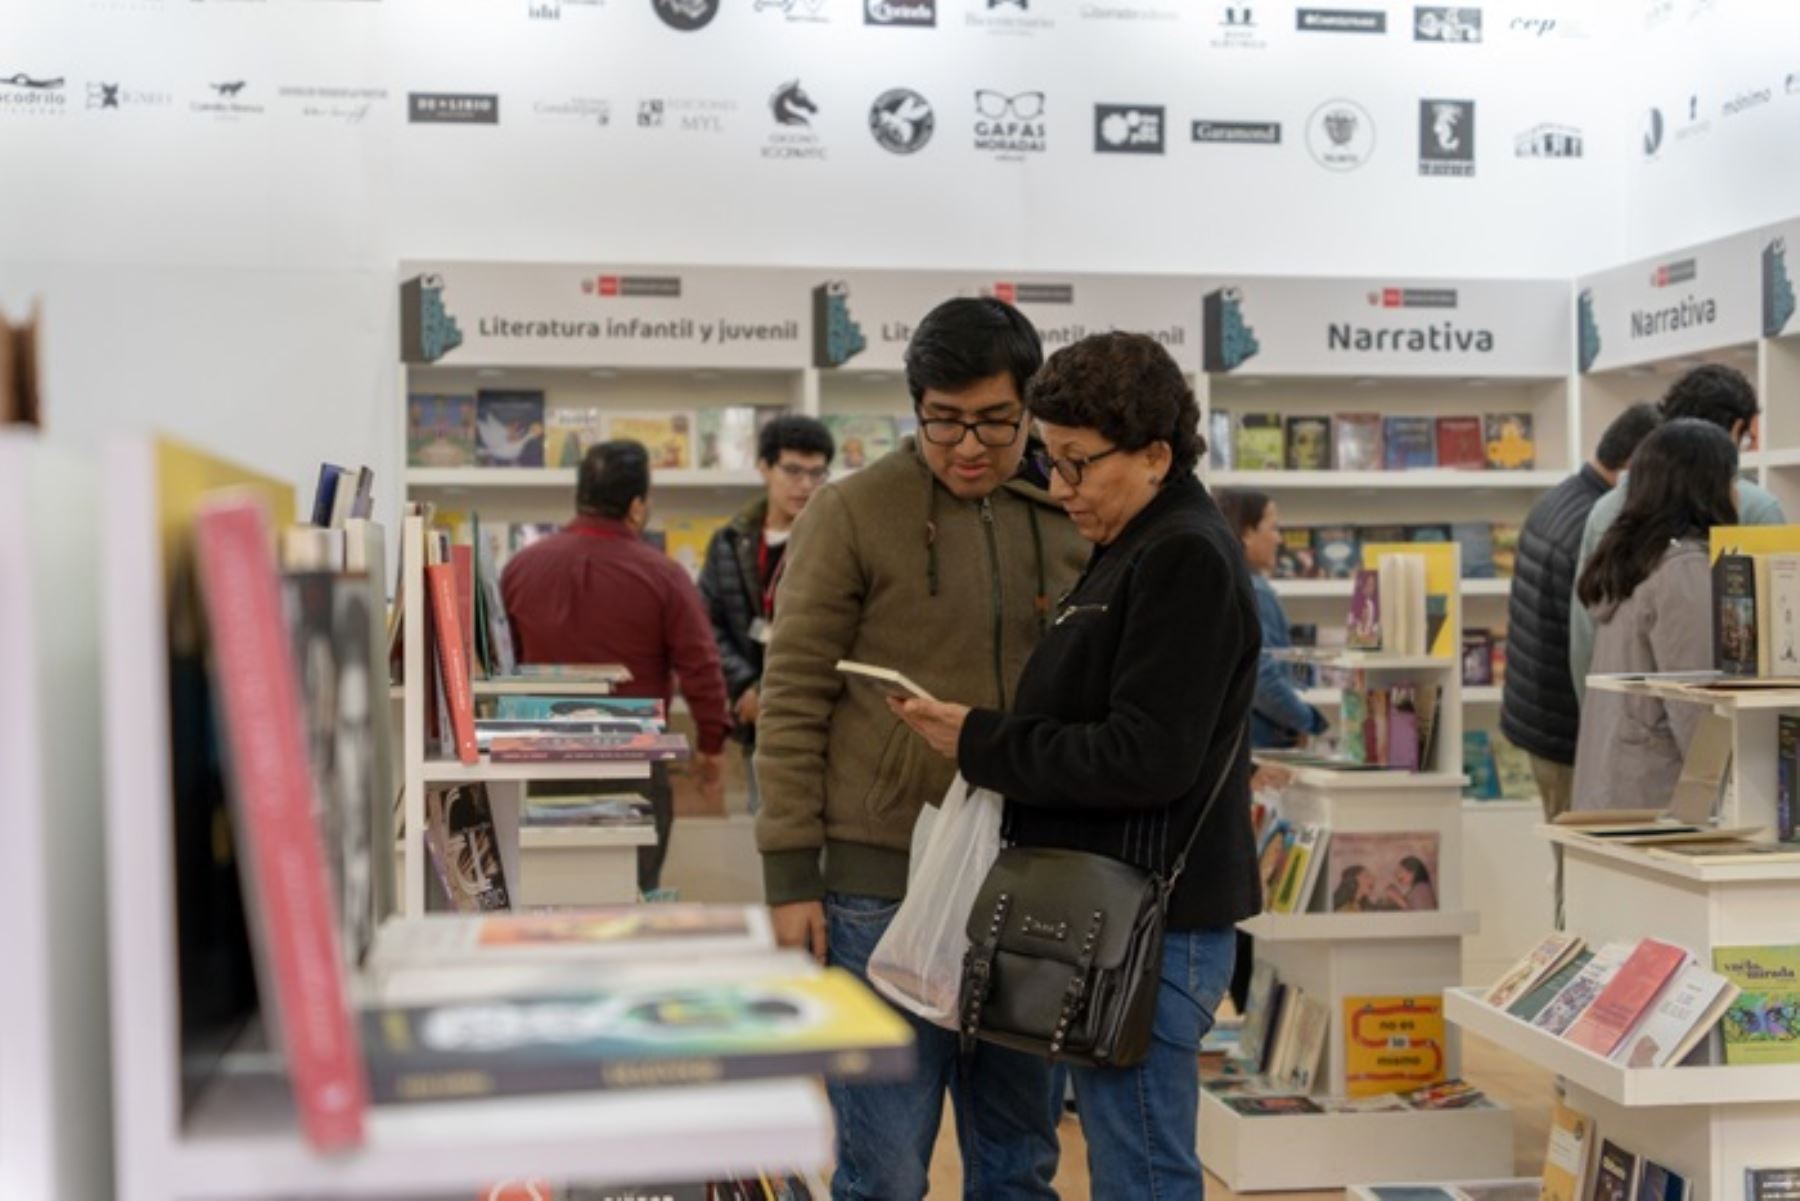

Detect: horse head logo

[771,79,818,128]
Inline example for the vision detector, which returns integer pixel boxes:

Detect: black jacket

[958,477,1262,931]
[1500,463,1610,765]
[697,498,768,745]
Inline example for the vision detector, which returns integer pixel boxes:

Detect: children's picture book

[1236,412,1285,470]
[360,967,915,1104]
[1714,945,1800,1064]
[1435,416,1486,470]
[1332,412,1384,471]
[699,407,763,472]
[1316,526,1361,579]
[408,394,478,467]
[545,407,603,469]
[1326,831,1440,912]
[1484,412,1536,470]
[606,412,696,471]
[1383,416,1436,470]
[1342,995,1446,1096]
[1285,415,1332,470]
[824,415,899,471]
[663,515,729,580]
[475,390,547,468]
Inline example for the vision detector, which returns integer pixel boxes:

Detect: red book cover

[426,562,480,764]
[194,497,368,1152]
[451,543,476,676]
[1435,416,1486,470]
[1564,939,1689,1057]
[486,733,693,763]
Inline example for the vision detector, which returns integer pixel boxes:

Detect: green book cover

[1236,413,1284,470]
[1714,946,1800,1065]
[1508,950,1594,1023]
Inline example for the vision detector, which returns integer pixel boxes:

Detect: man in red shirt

[501,440,729,890]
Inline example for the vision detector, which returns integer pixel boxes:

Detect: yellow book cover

[1362,540,1460,660]
[663,514,729,580]
[1341,995,1446,1096]
[607,412,695,471]
[1541,1099,1595,1201]
[1709,524,1800,564]
[544,407,602,469]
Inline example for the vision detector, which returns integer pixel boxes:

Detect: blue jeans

[1071,927,1236,1201]
[823,892,1061,1201]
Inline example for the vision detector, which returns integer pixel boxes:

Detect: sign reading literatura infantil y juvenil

[1575,230,1763,373]
[398,262,811,369]
[811,271,1201,373]
[1201,276,1569,376]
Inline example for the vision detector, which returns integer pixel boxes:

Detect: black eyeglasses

[776,462,830,483]
[916,412,1026,448]
[1032,446,1124,487]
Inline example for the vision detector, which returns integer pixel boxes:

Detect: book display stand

[1445,680,1800,1199]
[0,433,112,1200]
[1201,549,1516,1191]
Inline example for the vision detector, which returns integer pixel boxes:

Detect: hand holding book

[888,695,970,761]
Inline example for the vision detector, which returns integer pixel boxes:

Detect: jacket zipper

[981,497,1006,708]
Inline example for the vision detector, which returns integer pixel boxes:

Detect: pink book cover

[1386,686,1421,771]
[195,497,368,1151]
[1347,569,1382,649]
[1564,939,1689,1057]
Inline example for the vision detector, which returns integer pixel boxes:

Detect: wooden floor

[925,1035,1553,1199]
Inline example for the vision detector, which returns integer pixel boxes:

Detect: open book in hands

[836,660,938,703]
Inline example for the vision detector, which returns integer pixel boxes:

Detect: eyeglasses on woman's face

[1032,445,1124,487]
[916,412,1026,448]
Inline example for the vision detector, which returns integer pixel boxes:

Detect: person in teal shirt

[1569,365,1783,703]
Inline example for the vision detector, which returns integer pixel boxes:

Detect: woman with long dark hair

[1571,419,1740,810]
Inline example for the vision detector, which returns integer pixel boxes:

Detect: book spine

[426,562,480,764]
[452,543,476,677]
[194,498,367,1151]
[487,743,682,763]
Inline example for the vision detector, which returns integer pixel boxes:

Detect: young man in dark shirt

[501,439,730,890]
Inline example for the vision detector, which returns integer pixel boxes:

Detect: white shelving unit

[0,434,112,1201]
[1203,552,1516,1192]
[1442,672,1800,1200]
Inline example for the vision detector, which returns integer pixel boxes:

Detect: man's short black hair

[1595,402,1661,472]
[757,414,835,467]
[577,440,651,519]
[1660,363,1759,432]
[904,297,1044,408]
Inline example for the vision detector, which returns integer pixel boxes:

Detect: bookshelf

[0,434,112,1201]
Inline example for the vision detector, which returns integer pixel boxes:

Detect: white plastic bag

[866,774,1003,1029]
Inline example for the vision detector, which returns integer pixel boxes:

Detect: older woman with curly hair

[893,332,1260,1199]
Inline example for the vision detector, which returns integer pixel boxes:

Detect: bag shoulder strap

[1163,720,1248,893]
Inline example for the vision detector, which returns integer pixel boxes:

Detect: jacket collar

[1578,462,1611,495]
[900,434,1066,513]
[1094,474,1206,560]
[568,514,639,540]
[729,495,770,538]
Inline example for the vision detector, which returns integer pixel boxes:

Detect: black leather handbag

[957,726,1245,1069]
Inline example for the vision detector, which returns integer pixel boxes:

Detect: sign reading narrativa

[399,262,811,368]
[1576,230,1761,373]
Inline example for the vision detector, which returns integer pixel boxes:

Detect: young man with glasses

[755,298,1089,1200]
[698,415,836,814]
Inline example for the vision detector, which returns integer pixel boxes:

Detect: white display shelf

[407,467,764,489]
[1265,765,1469,792]
[1196,1090,1513,1193]
[1238,909,1479,942]
[1349,1181,1542,1201]
[1444,988,1800,1108]
[1542,827,1800,885]
[1303,684,1500,706]
[421,758,653,784]
[1208,469,1562,491]
[1756,446,1800,469]
[1274,578,1513,599]
[1462,798,1543,812]
[1268,650,1455,671]
[164,1072,832,1200]
[1584,676,1800,712]
[518,824,657,849]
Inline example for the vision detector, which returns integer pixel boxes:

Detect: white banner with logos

[1576,229,1763,372]
[1199,276,1570,377]
[399,261,811,369]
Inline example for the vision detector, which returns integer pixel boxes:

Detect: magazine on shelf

[1714,945,1800,1065]
[1566,940,1692,1058]
[1609,962,1737,1068]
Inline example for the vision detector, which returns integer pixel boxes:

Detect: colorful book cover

[698,407,763,472]
[372,906,769,965]
[361,967,915,1104]
[1275,527,1316,579]
[1342,995,1446,1097]
[1315,526,1360,579]
[606,412,696,471]
[487,733,693,763]
[1462,631,1496,686]
[1436,416,1486,470]
[1484,412,1536,470]
[1715,553,1760,676]
[1347,569,1382,649]
[1326,831,1439,913]
[1454,521,1498,579]
[1485,931,1584,1009]
[1387,685,1421,772]
[1593,1140,1639,1201]
[1383,416,1436,470]
[1634,1161,1691,1201]
[1532,941,1635,1036]
[1462,730,1501,800]
[663,514,729,581]
[1332,412,1384,471]
[1222,1095,1322,1116]
[545,407,603,469]
[493,695,666,724]
[1272,825,1328,914]
[1565,938,1690,1057]
[507,663,633,682]
[1540,1100,1595,1201]
[407,394,478,468]
[475,390,547,468]
[1236,412,1284,470]
[824,414,899,472]
[1611,963,1737,1068]
[1491,523,1520,577]
[1714,945,1800,1065]
[1509,950,1595,1024]
[1258,820,1294,909]
[1401,1078,1488,1109]
[1408,523,1453,543]
[424,784,511,913]
[1781,714,1798,842]
[1285,415,1332,471]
